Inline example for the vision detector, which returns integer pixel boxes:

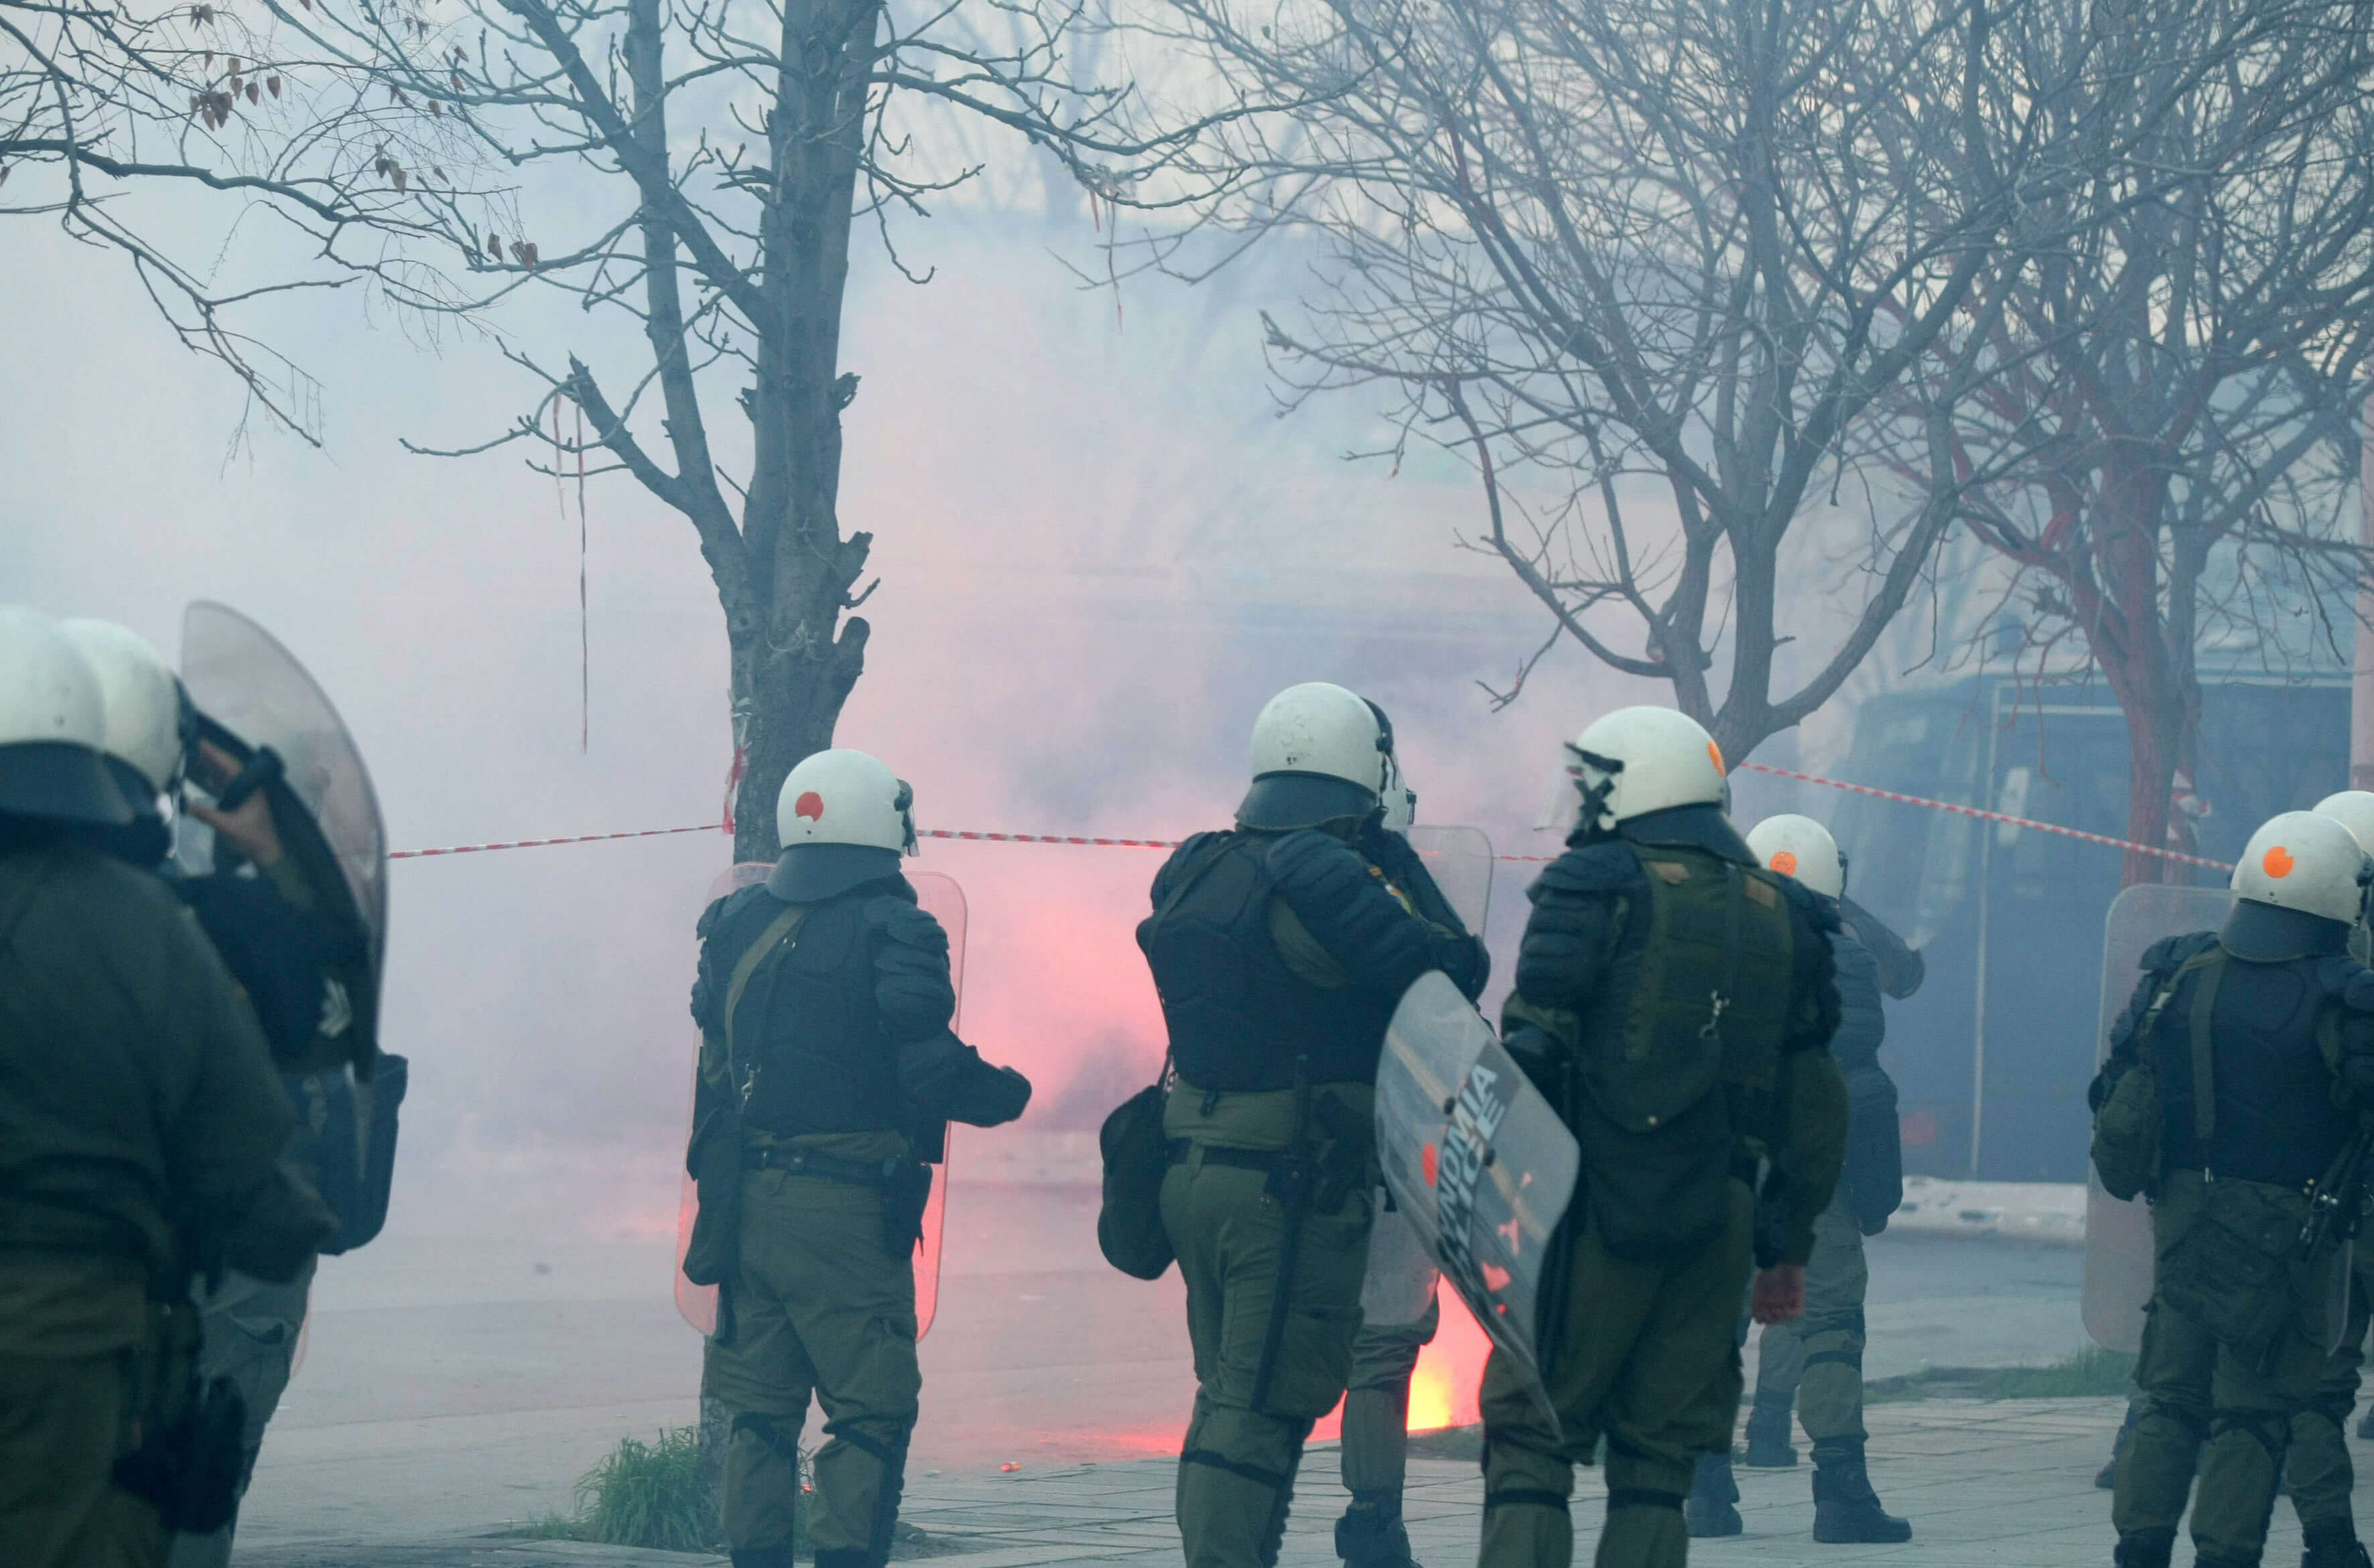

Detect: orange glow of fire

[1406,1288,1494,1431]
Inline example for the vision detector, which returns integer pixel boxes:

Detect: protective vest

[2151,948,2359,1189]
[706,889,905,1138]
[1829,929,1886,1079]
[1582,840,1796,1140]
[1831,924,1903,1230]
[1138,834,1396,1091]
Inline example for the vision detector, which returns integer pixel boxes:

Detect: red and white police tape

[387,761,2236,874]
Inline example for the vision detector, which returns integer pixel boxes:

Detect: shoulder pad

[697,883,772,941]
[1533,841,1642,896]
[865,894,949,956]
[1780,876,1841,935]
[2139,930,2220,976]
[1260,828,1371,888]
[2312,956,2374,1013]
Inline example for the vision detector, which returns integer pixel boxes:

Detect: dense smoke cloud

[1,199,1652,1243]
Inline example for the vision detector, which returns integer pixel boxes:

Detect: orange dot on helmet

[1707,739,1726,775]
[795,791,826,822]
[2263,844,2296,878]
[1770,850,1798,876]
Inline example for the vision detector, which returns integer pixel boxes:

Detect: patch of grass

[1867,1346,2138,1404]
[517,1425,959,1559]
[575,1427,722,1553]
[515,1511,584,1541]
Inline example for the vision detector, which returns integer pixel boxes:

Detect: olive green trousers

[1479,1180,1754,1568]
[702,1165,920,1568]
[1749,1192,1867,1447]
[2279,1257,2372,1551]
[1163,1082,1376,1568]
[0,1349,164,1568]
[2115,1171,2331,1567]
[1341,1296,1442,1503]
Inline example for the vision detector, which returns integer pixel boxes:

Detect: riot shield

[2083,882,2232,1352]
[1403,824,1496,935]
[1376,971,1579,1425]
[675,866,963,1341]
[178,601,387,1080]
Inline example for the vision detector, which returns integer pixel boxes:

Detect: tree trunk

[725,0,884,864]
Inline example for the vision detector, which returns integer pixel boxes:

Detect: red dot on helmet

[795,791,826,822]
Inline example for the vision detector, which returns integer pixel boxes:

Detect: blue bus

[1820,671,2349,1182]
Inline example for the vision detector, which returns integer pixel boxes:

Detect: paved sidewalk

[243,1391,2318,1568]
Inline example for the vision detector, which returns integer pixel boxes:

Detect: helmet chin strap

[1564,742,1626,837]
[893,779,919,856]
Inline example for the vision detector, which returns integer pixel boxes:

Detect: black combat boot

[1743,1393,1798,1468]
[2304,1518,2374,1568]
[1810,1443,1912,1544]
[2360,1407,2374,1441]
[1336,1491,1420,1568]
[2111,1528,2174,1568]
[731,1550,795,1568]
[1684,1453,1743,1539]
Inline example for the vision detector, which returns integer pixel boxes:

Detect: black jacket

[1138,826,1488,1091]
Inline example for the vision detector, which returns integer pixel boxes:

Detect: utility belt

[742,1144,909,1187]
[739,1138,935,1270]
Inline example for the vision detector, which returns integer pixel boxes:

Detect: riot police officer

[686,750,1031,1568]
[60,618,382,1568]
[1333,760,1464,1568]
[1730,813,1917,1543]
[1480,706,1847,1568]
[2242,789,2374,1568]
[1139,681,1488,1568]
[2095,811,2374,1568]
[0,606,332,1568]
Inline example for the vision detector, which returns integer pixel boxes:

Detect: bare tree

[1886,0,2374,882]
[2,0,442,440]
[1142,0,2351,765]
[254,0,1256,854]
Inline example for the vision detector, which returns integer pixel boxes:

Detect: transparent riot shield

[178,601,387,1077]
[2083,882,2231,1352]
[1376,972,1579,1425]
[675,866,963,1341]
[1402,824,1496,935]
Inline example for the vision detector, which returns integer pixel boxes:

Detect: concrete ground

[226,1183,2217,1566]
[241,1392,2328,1568]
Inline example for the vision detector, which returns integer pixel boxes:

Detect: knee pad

[2210,1409,2292,1463]
[2139,1395,2210,1444]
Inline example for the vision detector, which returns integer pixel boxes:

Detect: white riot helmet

[60,619,190,803]
[2229,811,2366,926]
[1237,682,1399,831]
[2314,791,2374,856]
[0,606,135,826]
[1540,706,1727,838]
[767,748,919,902]
[1746,813,1844,901]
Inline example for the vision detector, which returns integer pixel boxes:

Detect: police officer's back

[1139,683,1488,1568]
[0,606,331,1568]
[60,616,391,1568]
[2097,811,2374,1568]
[1729,814,1915,1542]
[686,750,1029,1568]
[1480,707,1847,1568]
